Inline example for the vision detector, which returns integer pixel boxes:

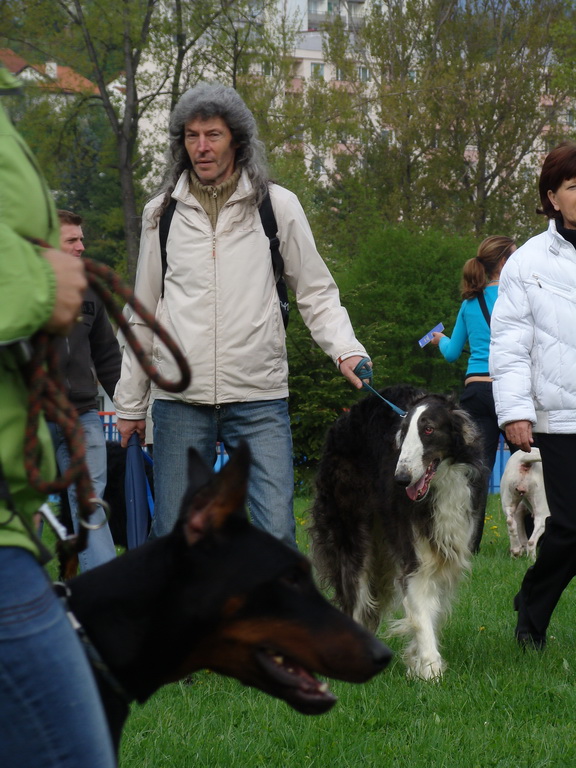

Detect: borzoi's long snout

[394,405,442,502]
[394,405,427,486]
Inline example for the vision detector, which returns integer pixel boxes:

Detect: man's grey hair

[154,82,269,219]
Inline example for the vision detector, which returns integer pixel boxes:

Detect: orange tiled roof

[0,48,33,75]
[0,48,99,95]
[37,62,99,94]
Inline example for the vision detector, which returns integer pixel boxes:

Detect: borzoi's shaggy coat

[309,385,486,680]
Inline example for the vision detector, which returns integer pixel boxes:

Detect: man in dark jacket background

[49,209,121,570]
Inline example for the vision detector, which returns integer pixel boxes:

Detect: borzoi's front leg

[401,566,445,680]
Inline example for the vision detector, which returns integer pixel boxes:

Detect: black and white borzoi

[309,385,486,680]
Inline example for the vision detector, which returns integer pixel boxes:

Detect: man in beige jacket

[114,82,370,548]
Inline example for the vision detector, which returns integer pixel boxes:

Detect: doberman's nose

[370,635,393,670]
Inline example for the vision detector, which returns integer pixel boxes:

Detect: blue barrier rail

[489,434,510,494]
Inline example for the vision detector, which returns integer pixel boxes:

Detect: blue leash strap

[353,357,407,418]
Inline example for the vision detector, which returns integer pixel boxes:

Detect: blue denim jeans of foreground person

[0,547,116,768]
[49,409,116,571]
[151,398,297,547]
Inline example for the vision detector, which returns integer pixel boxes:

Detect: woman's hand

[430,332,446,347]
[505,420,534,452]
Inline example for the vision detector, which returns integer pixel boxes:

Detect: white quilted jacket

[490,219,576,434]
[114,171,366,417]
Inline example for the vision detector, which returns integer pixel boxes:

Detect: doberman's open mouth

[257,649,337,714]
[406,459,440,502]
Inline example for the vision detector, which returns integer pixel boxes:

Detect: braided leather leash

[23,251,191,575]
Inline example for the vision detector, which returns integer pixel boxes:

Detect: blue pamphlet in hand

[418,322,444,348]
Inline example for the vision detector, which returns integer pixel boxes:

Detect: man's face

[184,116,237,186]
[60,224,85,257]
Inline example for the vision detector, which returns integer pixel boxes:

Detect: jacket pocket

[530,273,576,302]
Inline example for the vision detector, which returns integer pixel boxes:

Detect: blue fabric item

[142,449,155,518]
[150,398,296,547]
[0,547,115,768]
[125,433,152,549]
[438,284,499,375]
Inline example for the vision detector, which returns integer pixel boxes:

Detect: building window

[380,128,392,144]
[311,155,324,174]
[311,62,325,79]
[358,66,371,82]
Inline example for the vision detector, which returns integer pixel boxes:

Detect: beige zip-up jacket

[114,170,366,418]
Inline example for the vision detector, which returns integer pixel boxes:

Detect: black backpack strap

[159,198,177,299]
[259,188,289,329]
[477,291,491,327]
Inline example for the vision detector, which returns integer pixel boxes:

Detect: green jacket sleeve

[0,95,59,343]
[0,225,56,343]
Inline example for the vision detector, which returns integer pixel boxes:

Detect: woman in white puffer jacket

[490,141,576,650]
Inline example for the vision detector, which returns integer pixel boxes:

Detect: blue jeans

[151,399,296,547]
[49,410,116,571]
[0,547,116,767]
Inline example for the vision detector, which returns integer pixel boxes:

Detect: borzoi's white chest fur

[428,461,476,564]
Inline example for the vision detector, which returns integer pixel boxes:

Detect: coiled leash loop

[21,247,192,575]
[85,258,191,394]
[353,357,407,418]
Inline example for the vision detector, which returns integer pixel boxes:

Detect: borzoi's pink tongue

[406,475,426,501]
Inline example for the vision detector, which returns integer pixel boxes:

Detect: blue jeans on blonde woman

[151,398,297,547]
[0,547,116,768]
[49,410,116,571]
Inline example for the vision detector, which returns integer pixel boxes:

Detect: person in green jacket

[0,67,116,767]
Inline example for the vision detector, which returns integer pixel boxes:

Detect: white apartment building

[288,0,368,81]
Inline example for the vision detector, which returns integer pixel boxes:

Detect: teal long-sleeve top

[438,285,498,376]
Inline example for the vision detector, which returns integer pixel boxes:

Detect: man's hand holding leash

[340,355,372,390]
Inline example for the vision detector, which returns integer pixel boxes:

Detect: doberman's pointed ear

[182,442,250,545]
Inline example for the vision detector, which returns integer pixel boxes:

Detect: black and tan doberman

[66,443,391,753]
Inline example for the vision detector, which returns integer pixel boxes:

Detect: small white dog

[500,448,550,559]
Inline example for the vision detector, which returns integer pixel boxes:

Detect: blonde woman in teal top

[431,235,516,552]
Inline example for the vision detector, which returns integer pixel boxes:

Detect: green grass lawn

[55,496,576,767]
